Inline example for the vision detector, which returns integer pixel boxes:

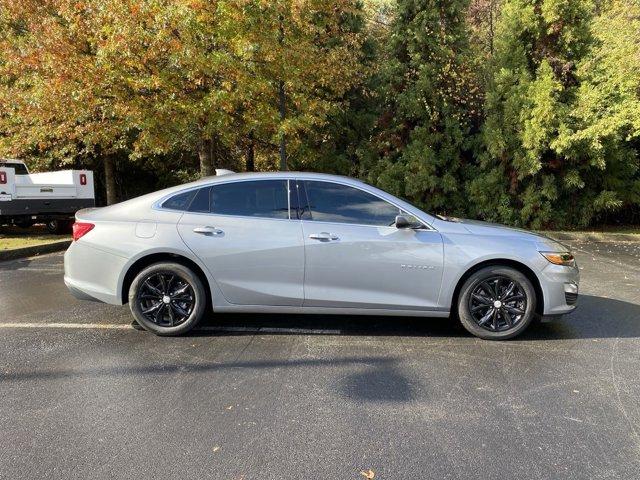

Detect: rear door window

[162,190,196,211]
[210,180,289,219]
[188,187,212,213]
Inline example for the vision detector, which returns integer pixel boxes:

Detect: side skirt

[213,304,450,318]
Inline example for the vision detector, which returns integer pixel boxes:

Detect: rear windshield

[1,162,28,175]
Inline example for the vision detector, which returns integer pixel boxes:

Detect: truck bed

[0,166,95,221]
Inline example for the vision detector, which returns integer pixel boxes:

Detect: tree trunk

[246,132,255,172]
[278,14,287,171]
[104,156,118,205]
[199,138,215,177]
[278,80,287,171]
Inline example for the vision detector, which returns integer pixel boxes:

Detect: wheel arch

[450,259,544,317]
[120,252,213,311]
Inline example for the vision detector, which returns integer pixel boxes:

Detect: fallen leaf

[212,446,220,453]
[360,469,375,479]
[226,405,234,410]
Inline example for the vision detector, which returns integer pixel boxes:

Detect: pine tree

[469,0,596,228]
[364,0,481,216]
[564,0,640,226]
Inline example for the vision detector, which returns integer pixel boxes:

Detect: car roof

[191,171,362,185]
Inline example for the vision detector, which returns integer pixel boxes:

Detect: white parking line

[0,322,133,329]
[0,323,343,335]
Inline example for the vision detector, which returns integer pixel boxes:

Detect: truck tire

[14,218,35,229]
[45,219,72,234]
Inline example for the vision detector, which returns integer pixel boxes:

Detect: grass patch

[0,225,70,251]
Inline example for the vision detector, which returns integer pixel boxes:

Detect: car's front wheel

[457,266,536,340]
[128,262,206,336]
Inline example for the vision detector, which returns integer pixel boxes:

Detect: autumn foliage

[0,0,638,228]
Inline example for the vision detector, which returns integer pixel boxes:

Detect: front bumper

[539,262,580,316]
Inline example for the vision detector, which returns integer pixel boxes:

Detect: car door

[177,179,305,306]
[295,179,444,310]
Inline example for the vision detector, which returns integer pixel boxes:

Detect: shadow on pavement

[4,294,639,404]
[195,294,640,341]
[0,256,33,271]
[519,294,640,341]
[3,355,416,403]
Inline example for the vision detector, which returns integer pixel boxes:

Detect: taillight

[0,171,6,184]
[72,222,94,241]
[80,173,87,185]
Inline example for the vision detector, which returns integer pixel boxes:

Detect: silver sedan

[64,172,579,340]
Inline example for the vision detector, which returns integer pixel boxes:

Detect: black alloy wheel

[457,266,537,340]
[468,275,527,332]
[136,272,195,327]
[129,262,206,335]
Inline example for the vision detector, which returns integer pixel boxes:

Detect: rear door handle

[308,232,339,241]
[193,226,224,236]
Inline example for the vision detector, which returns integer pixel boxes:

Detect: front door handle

[193,226,224,236]
[308,232,339,241]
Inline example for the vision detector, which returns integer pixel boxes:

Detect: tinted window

[188,187,211,213]
[304,181,400,226]
[211,180,289,219]
[3,162,29,175]
[162,190,195,211]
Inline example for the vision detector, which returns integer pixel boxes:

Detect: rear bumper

[64,281,103,302]
[64,241,127,305]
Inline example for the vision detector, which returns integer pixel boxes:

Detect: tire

[457,266,536,340]
[128,262,207,336]
[14,217,35,229]
[45,219,72,234]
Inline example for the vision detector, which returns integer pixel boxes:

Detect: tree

[96,0,365,174]
[0,0,131,204]
[469,0,599,228]
[0,0,366,201]
[563,0,640,225]
[291,0,381,175]
[362,0,482,216]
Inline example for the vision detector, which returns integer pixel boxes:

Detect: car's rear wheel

[128,262,206,336]
[457,266,536,340]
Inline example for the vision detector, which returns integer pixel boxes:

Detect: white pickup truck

[0,159,95,233]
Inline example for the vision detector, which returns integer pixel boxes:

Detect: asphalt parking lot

[1,240,639,479]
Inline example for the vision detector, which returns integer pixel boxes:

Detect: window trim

[296,178,432,230]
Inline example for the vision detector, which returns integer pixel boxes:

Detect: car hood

[433,216,569,251]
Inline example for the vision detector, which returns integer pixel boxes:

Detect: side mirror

[395,215,421,229]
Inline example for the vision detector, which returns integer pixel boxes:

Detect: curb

[0,240,71,262]
[541,231,640,243]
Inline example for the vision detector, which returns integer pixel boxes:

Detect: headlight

[540,251,576,267]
